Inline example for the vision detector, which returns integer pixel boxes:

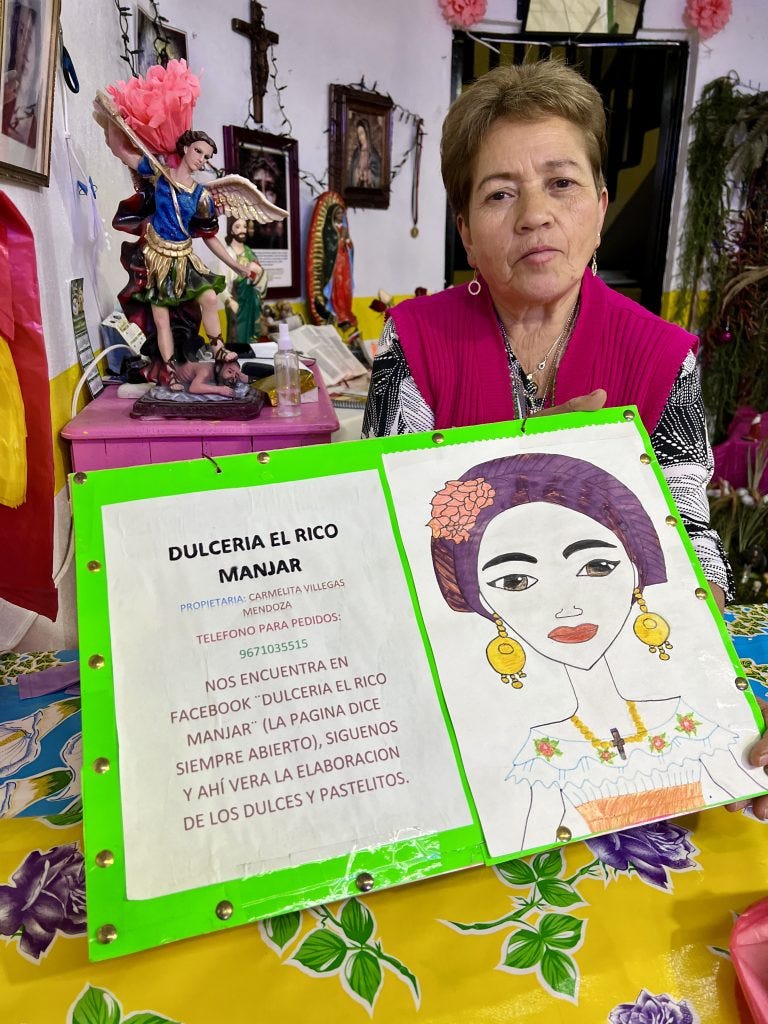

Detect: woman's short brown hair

[441,61,607,218]
[176,129,217,158]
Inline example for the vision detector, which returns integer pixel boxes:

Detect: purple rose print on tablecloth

[586,822,698,890]
[0,843,86,960]
[608,988,698,1023]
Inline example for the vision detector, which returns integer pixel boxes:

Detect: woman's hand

[726,699,768,820]
[538,389,607,417]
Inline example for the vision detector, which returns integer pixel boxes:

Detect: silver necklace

[523,300,580,384]
[500,297,581,415]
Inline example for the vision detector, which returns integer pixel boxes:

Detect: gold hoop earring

[468,270,482,296]
[591,251,598,277]
[486,614,526,687]
[632,587,672,660]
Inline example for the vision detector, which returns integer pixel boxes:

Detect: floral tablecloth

[2,608,768,1024]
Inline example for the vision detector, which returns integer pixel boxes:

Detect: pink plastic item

[731,896,768,1024]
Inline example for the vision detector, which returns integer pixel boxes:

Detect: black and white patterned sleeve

[650,351,735,602]
[361,318,434,437]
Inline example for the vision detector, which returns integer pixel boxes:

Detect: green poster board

[73,408,763,960]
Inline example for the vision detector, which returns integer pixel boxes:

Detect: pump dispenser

[274,322,301,417]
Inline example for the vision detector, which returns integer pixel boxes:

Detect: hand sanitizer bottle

[274,322,301,417]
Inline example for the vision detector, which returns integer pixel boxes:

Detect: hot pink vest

[391,270,696,433]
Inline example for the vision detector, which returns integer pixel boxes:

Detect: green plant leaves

[71,986,122,1024]
[293,929,348,973]
[263,911,301,950]
[124,1015,178,1024]
[340,898,374,944]
[536,878,581,907]
[345,949,382,1006]
[496,859,536,886]
[539,913,583,950]
[504,928,545,969]
[541,948,579,999]
[532,850,563,878]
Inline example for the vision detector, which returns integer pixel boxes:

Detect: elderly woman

[362,60,731,612]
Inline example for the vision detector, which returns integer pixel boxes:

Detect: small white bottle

[274,322,301,417]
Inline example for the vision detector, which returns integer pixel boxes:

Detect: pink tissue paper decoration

[106,58,201,162]
[683,0,733,40]
[438,0,487,29]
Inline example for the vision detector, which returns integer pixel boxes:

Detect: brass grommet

[622,410,635,421]
[735,677,749,691]
[432,432,445,445]
[556,826,572,843]
[88,654,105,670]
[257,452,270,464]
[87,560,102,572]
[216,900,234,920]
[92,757,111,774]
[355,871,374,892]
[665,515,677,527]
[639,453,652,464]
[73,472,88,484]
[95,850,115,868]
[694,587,708,600]
[96,924,118,944]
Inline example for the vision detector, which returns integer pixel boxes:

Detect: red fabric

[391,270,695,434]
[0,192,57,620]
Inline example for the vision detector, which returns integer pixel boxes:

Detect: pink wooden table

[62,379,340,472]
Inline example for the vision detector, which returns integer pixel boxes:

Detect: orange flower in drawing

[428,478,495,544]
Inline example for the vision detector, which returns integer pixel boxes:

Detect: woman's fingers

[538,389,607,417]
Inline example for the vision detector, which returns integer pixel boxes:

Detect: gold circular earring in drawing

[486,614,526,687]
[632,587,672,660]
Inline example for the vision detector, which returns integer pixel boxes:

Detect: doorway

[445,36,689,315]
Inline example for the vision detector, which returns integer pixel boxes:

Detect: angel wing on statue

[93,62,287,391]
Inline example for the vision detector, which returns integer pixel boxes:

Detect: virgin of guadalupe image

[428,452,763,852]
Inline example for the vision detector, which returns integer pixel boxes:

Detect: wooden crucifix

[231,1,279,124]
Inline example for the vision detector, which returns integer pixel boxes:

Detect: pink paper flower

[106,58,201,159]
[438,0,487,30]
[428,477,495,544]
[683,0,732,40]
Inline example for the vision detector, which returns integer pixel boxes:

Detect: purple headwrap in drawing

[428,453,667,620]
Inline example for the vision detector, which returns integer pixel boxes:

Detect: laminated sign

[73,407,766,959]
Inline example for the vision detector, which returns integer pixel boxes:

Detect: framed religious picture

[328,85,392,210]
[520,0,645,36]
[0,0,61,186]
[223,126,301,300]
[135,6,188,77]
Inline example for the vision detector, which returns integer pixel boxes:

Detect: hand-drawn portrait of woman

[1,0,41,149]
[243,151,287,249]
[347,118,382,189]
[428,452,762,851]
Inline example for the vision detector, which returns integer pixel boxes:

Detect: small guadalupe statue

[93,59,287,391]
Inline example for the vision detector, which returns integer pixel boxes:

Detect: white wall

[2,0,766,651]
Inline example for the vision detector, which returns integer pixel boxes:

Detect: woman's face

[457,116,607,312]
[477,502,636,671]
[357,124,368,146]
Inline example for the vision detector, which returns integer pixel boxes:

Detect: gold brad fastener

[73,472,88,484]
[95,850,115,868]
[665,515,677,527]
[355,872,374,892]
[735,677,749,691]
[623,410,635,421]
[694,587,708,600]
[87,560,102,572]
[92,757,111,774]
[432,432,445,445]
[96,924,117,944]
[556,826,572,843]
[639,453,652,464]
[88,654,105,669]
[216,900,234,920]
[257,452,270,464]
